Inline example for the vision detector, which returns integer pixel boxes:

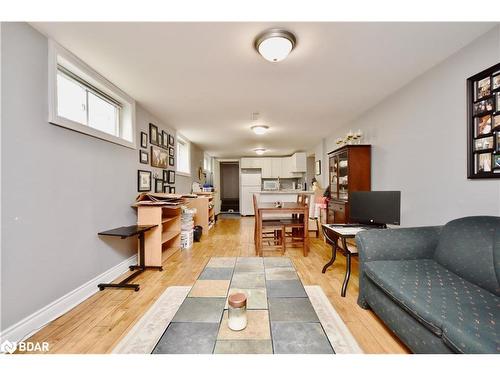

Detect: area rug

[113,257,363,354]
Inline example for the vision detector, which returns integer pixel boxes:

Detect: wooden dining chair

[280,194,309,250]
[252,194,285,256]
[294,194,319,238]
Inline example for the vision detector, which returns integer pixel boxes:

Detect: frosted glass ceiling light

[251,125,269,135]
[255,29,296,62]
[254,148,266,155]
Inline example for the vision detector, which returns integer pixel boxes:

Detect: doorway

[220,162,240,213]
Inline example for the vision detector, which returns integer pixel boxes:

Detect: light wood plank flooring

[23,216,409,354]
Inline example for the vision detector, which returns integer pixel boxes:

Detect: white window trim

[176,134,191,177]
[203,153,212,173]
[48,39,136,149]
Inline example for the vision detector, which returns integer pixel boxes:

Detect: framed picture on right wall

[467,62,500,179]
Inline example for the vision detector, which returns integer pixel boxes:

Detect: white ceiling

[31,22,496,157]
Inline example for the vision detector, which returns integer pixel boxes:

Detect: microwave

[263,180,279,191]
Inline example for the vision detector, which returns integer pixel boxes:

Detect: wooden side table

[97,225,161,292]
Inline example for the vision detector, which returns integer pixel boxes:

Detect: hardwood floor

[24,216,409,354]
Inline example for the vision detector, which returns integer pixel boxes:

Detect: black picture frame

[169,157,175,166]
[140,132,148,148]
[169,146,175,157]
[167,170,175,184]
[493,73,500,91]
[169,186,176,194]
[163,169,168,182]
[163,184,170,193]
[315,160,321,175]
[162,131,169,149]
[476,76,491,100]
[467,62,500,179]
[154,178,164,193]
[149,123,159,146]
[168,134,175,146]
[139,150,149,164]
[137,170,151,192]
[494,154,500,169]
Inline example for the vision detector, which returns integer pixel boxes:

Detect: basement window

[177,135,191,176]
[48,40,136,148]
[204,154,212,173]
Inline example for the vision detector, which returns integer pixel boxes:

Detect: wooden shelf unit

[327,145,371,224]
[187,192,215,235]
[137,205,181,266]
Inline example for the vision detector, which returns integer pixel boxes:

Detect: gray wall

[0,22,182,330]
[135,106,178,193]
[315,26,500,227]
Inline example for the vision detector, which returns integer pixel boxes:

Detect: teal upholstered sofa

[356,216,499,354]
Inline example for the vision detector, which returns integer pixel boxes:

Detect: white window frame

[48,40,136,149]
[204,153,212,173]
[176,134,191,177]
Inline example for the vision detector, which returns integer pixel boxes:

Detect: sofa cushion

[442,309,500,353]
[433,216,500,296]
[364,259,500,348]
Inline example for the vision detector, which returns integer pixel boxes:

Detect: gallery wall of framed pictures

[136,122,177,192]
[467,62,500,178]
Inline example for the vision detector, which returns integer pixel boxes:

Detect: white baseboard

[0,254,137,347]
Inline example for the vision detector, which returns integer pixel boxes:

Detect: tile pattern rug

[113,257,362,354]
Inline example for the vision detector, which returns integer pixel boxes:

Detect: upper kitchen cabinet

[241,152,306,178]
[271,158,282,177]
[240,157,262,169]
[261,158,272,178]
[290,152,306,172]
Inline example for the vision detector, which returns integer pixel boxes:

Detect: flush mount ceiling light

[255,29,296,62]
[254,148,266,155]
[251,125,269,135]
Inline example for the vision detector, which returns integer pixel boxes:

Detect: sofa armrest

[356,226,443,262]
[356,226,442,309]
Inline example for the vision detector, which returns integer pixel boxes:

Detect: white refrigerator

[240,170,262,216]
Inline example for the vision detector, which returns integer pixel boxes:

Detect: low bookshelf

[137,205,181,266]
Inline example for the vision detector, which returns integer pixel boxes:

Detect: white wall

[315,26,500,227]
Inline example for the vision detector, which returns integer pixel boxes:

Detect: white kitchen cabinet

[290,152,307,172]
[246,153,306,178]
[261,158,272,178]
[240,157,264,169]
[271,158,282,178]
[281,157,293,178]
[240,158,252,168]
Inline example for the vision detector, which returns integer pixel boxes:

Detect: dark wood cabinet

[327,145,371,224]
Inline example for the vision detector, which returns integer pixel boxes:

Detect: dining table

[255,201,309,257]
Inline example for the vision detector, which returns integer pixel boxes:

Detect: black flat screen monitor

[349,191,401,226]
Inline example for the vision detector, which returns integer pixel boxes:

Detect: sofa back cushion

[433,216,500,296]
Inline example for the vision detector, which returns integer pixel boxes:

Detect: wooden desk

[256,202,309,257]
